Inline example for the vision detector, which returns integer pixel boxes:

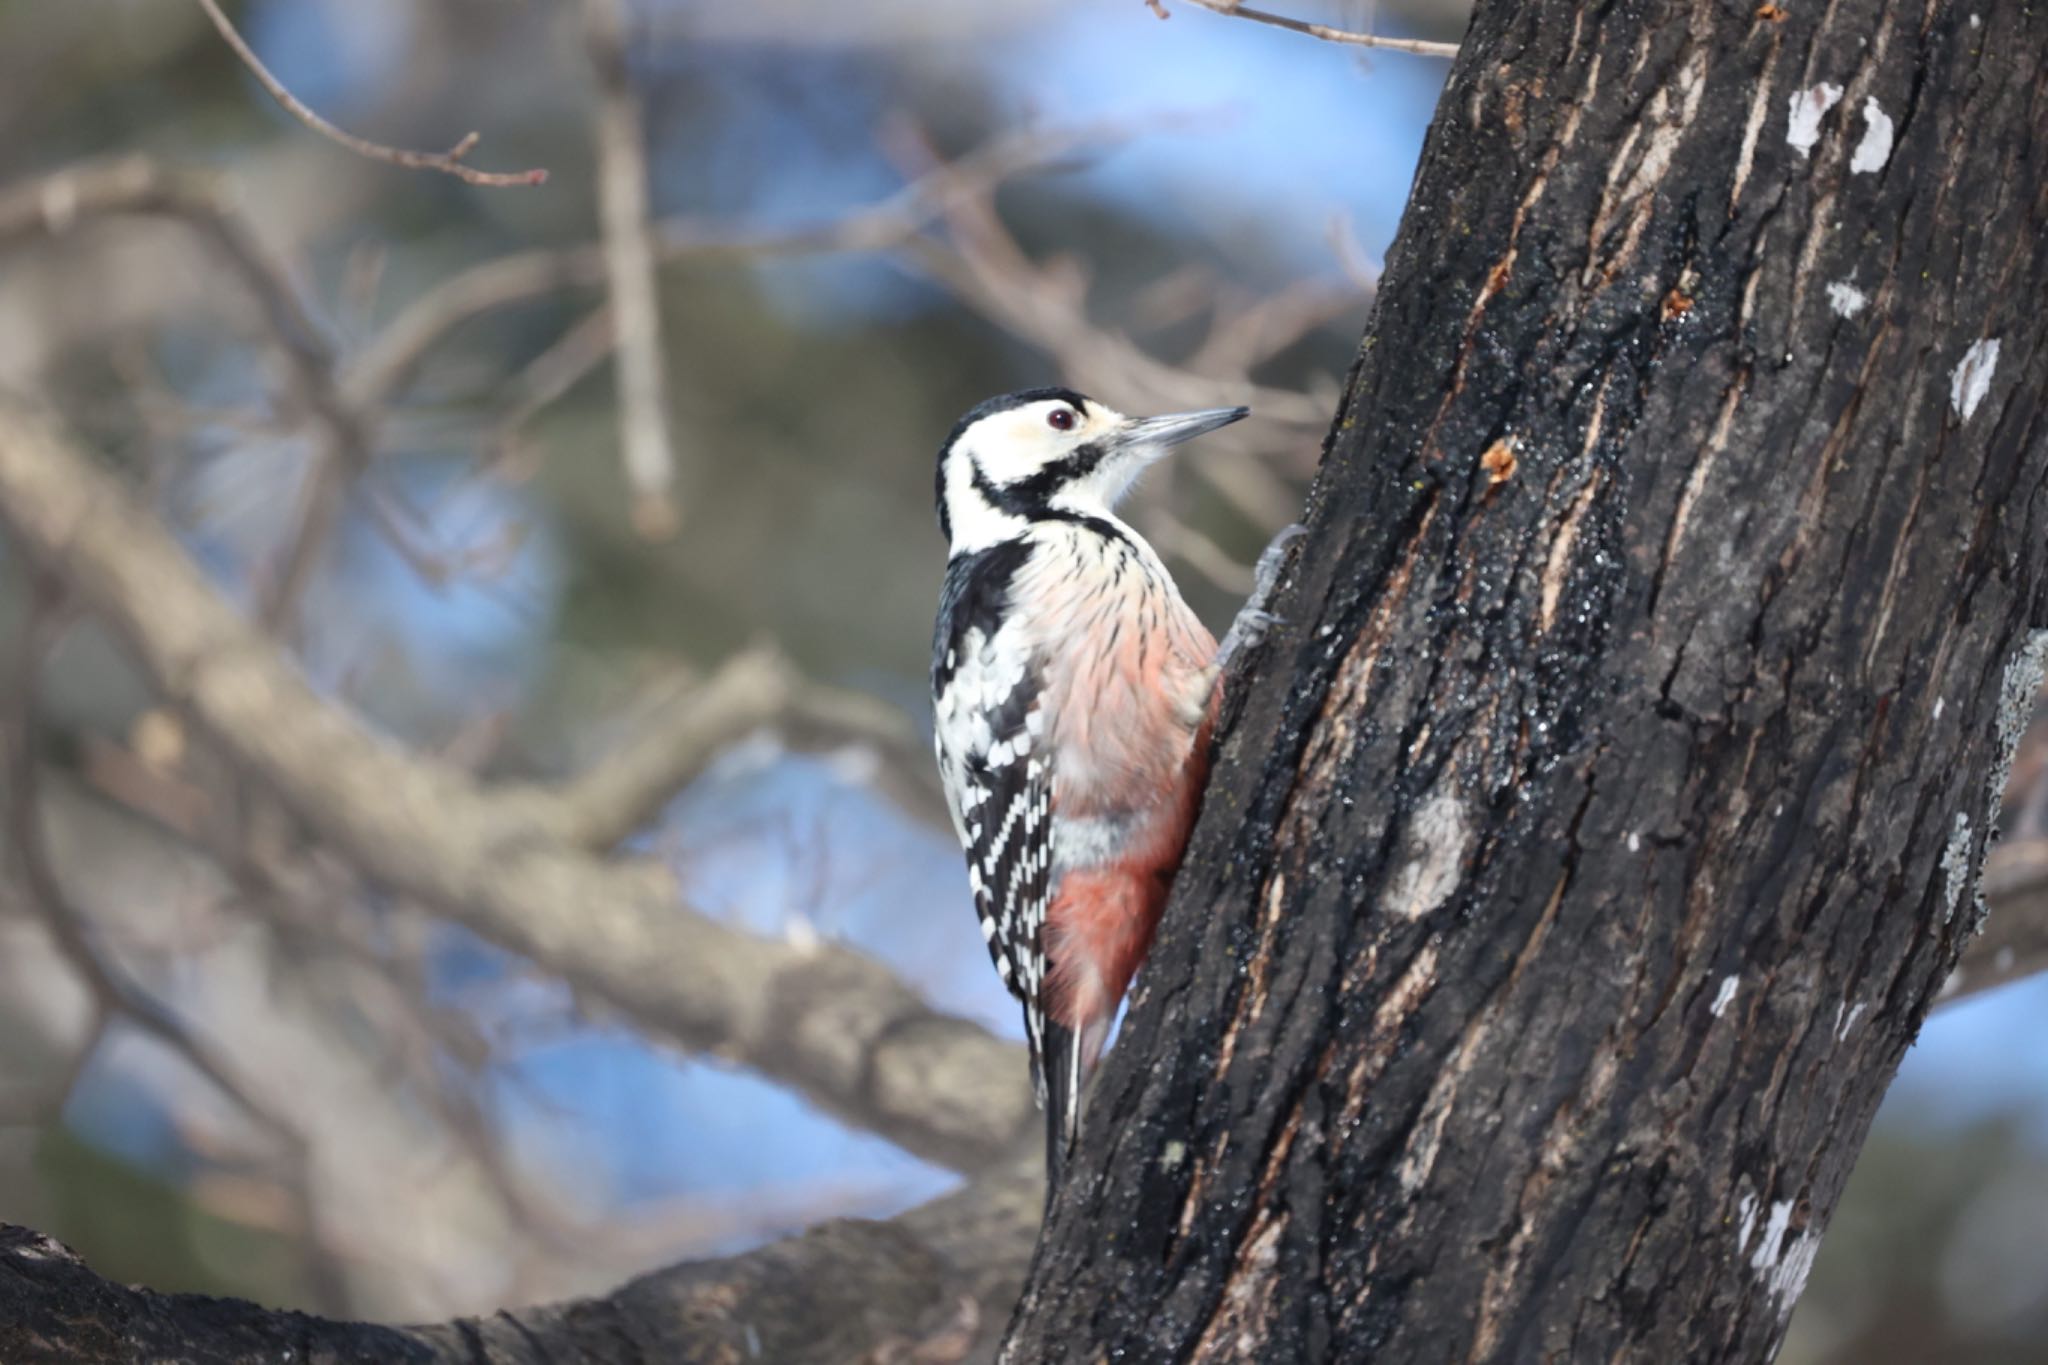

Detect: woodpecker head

[935,387,1248,551]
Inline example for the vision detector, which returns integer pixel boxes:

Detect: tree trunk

[1005,0,2048,1361]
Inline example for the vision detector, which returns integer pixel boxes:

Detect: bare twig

[544,649,948,850]
[341,120,1142,409]
[581,0,680,537]
[7,599,262,1127]
[880,125,1326,530]
[195,0,547,188]
[0,396,1031,1173]
[891,146,1332,432]
[493,304,616,450]
[0,157,363,461]
[1161,0,1462,56]
[0,156,372,640]
[1140,509,1257,596]
[0,1151,1042,1363]
[1187,276,1364,378]
[4,589,350,1311]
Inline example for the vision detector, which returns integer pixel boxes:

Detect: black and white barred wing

[931,547,1055,1097]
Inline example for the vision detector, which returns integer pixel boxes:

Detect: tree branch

[538,650,951,850]
[0,1159,1041,1363]
[3,592,351,1310]
[0,395,1032,1174]
[339,119,1150,409]
[195,0,547,188]
[0,156,366,470]
[580,0,680,536]
[1162,0,1462,56]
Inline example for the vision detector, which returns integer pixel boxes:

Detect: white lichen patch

[1955,628,2048,931]
[1826,280,1868,318]
[1950,337,2001,421]
[1628,831,1641,853]
[1386,785,1471,920]
[1161,1139,1188,1171]
[1737,1193,1761,1254]
[1711,975,1741,1018]
[1786,82,1844,159]
[1850,97,1895,173]
[1748,1199,1822,1313]
[1766,1231,1825,1313]
[1834,1001,1867,1041]
[1942,812,1974,923]
[1751,1200,1793,1269]
[1992,632,2048,814]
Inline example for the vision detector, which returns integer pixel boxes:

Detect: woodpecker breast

[1017,521,1214,834]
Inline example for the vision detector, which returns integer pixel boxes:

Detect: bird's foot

[1217,522,1306,669]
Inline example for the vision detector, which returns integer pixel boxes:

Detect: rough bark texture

[1007,0,2048,1361]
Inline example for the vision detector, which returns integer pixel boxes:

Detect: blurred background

[0,2,2040,1360]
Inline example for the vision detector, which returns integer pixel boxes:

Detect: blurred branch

[0,154,940,818]
[0,157,363,461]
[1187,275,1365,378]
[1141,508,1257,596]
[0,156,370,635]
[1163,0,1462,56]
[547,650,949,850]
[581,0,680,538]
[0,1157,1041,1364]
[4,589,350,1311]
[342,120,1144,409]
[195,0,548,188]
[493,303,615,455]
[885,125,1336,530]
[896,160,1334,433]
[0,396,1032,1174]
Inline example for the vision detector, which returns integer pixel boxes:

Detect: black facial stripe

[964,460,1130,552]
[1006,441,1107,505]
[935,388,1096,536]
[966,457,1127,541]
[967,459,1023,517]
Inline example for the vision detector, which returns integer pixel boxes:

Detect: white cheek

[978,445,1040,485]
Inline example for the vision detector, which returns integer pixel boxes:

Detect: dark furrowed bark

[1006,0,2048,1361]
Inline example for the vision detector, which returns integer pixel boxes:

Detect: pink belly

[1043,684,1216,1032]
[1024,538,1220,1031]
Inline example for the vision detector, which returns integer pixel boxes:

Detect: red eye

[1047,407,1077,431]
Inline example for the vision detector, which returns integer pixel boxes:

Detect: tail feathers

[1040,1019,1083,1199]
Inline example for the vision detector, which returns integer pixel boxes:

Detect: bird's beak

[1112,406,1250,454]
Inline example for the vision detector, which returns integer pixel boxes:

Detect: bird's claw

[1218,522,1306,669]
[1251,523,1308,601]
